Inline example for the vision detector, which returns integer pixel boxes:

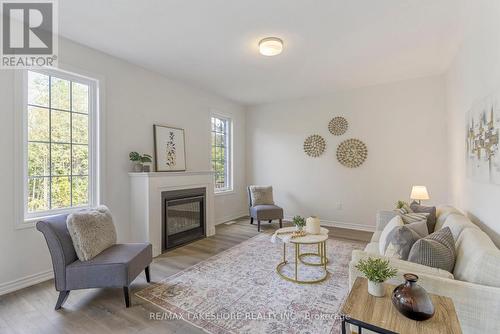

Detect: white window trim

[210,113,233,195]
[14,67,101,228]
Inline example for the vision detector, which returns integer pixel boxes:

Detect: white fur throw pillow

[67,205,117,261]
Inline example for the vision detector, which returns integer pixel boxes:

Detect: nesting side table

[274,227,330,284]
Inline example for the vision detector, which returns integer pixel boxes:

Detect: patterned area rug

[136,233,366,334]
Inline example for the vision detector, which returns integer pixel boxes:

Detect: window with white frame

[24,69,98,219]
[211,115,232,192]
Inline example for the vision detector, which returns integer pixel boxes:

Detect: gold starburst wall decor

[303,135,326,157]
[328,116,348,136]
[336,138,368,168]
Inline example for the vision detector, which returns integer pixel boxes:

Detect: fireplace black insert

[161,187,206,251]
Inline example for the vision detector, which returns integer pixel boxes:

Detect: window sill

[17,207,91,230]
[16,220,37,230]
[214,189,235,197]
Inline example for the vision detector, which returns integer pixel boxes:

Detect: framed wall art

[153,125,186,172]
[466,94,500,184]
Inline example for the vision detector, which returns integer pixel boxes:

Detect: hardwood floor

[0,218,371,334]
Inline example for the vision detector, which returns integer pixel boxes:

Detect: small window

[24,69,98,219]
[211,115,232,193]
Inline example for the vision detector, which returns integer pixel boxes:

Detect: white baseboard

[215,211,248,225]
[0,269,53,296]
[283,216,375,232]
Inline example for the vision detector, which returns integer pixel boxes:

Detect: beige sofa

[349,205,500,333]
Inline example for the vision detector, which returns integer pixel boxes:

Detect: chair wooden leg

[145,266,151,283]
[55,290,70,310]
[268,220,272,223]
[258,220,261,232]
[123,286,130,308]
[279,219,283,228]
[250,217,254,225]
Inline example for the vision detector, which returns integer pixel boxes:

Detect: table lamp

[410,186,429,204]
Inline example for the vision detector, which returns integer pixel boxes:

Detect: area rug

[136,233,366,334]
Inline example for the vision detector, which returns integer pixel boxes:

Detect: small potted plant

[292,215,306,232]
[355,257,397,297]
[129,152,153,172]
[141,155,153,172]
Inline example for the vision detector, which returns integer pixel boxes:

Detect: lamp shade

[410,186,430,201]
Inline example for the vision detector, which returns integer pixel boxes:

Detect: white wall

[246,76,449,230]
[0,37,247,292]
[446,0,500,247]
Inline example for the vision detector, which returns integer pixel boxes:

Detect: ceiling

[59,0,467,106]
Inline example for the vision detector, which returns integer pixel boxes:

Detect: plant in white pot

[355,257,397,297]
[292,215,306,232]
[129,152,153,172]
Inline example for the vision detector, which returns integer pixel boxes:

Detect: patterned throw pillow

[249,185,275,206]
[408,227,456,272]
[384,220,429,259]
[399,212,430,224]
[395,201,413,215]
[410,202,437,233]
[394,201,429,224]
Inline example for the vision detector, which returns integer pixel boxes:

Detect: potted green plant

[292,215,306,232]
[141,154,153,172]
[355,257,398,297]
[129,152,153,172]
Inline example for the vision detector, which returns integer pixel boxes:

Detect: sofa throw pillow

[378,215,404,255]
[410,202,437,233]
[249,185,274,206]
[408,227,456,272]
[67,205,117,261]
[395,200,413,215]
[399,212,429,224]
[384,220,429,260]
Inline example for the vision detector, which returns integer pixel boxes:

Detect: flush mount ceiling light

[259,37,284,56]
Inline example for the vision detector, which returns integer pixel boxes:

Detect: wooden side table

[340,277,462,334]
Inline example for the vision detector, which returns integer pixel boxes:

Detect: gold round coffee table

[274,227,329,284]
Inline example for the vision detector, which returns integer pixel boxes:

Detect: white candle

[306,216,321,234]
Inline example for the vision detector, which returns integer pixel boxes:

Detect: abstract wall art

[303,134,326,157]
[336,138,368,168]
[154,125,186,172]
[328,116,348,136]
[466,95,500,184]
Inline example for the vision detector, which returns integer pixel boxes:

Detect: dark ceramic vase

[391,273,435,321]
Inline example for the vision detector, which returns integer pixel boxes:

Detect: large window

[211,115,232,193]
[24,69,98,219]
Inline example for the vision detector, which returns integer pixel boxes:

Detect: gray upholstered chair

[247,186,283,232]
[36,214,152,309]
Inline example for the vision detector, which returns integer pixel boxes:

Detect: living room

[0,1,499,333]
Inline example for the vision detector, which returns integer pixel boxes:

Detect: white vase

[306,216,321,234]
[368,280,385,297]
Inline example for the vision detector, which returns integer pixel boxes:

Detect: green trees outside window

[27,70,91,213]
[211,116,231,192]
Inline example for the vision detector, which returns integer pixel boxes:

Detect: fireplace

[161,187,206,251]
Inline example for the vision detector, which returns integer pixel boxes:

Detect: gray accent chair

[36,214,152,309]
[247,187,283,232]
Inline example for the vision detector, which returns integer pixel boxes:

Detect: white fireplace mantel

[129,171,215,257]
